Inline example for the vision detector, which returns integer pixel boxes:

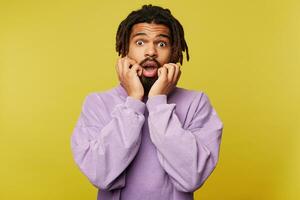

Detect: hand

[148,63,181,97]
[116,56,144,100]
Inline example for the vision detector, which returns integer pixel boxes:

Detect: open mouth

[140,59,160,77]
[142,63,158,77]
[144,64,157,70]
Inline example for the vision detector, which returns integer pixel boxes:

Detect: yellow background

[1,0,299,199]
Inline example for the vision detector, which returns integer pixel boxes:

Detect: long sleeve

[146,93,223,193]
[71,93,145,191]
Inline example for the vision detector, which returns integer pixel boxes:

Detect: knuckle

[132,63,139,68]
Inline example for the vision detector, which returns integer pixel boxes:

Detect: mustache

[139,57,161,68]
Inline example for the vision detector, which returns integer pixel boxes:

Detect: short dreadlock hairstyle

[116,4,189,65]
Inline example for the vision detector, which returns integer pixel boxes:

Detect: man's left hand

[148,63,181,97]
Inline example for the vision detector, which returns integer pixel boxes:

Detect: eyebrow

[131,32,170,39]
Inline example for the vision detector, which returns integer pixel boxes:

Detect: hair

[115,4,189,65]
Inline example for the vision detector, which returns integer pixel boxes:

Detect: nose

[145,43,158,58]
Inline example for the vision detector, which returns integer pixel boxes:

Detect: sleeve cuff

[125,96,146,114]
[146,95,167,110]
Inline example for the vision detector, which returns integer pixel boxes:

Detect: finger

[158,66,168,81]
[116,58,123,81]
[126,56,138,65]
[123,57,130,74]
[175,69,182,85]
[123,57,137,76]
[115,58,119,75]
[130,64,143,76]
[165,64,175,82]
[158,67,162,77]
[175,63,181,85]
[169,63,180,83]
[125,56,137,68]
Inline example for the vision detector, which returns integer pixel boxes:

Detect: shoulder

[170,86,209,105]
[81,86,123,109]
[171,87,215,118]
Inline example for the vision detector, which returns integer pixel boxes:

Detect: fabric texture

[71,84,223,200]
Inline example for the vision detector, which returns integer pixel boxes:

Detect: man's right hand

[116,56,144,100]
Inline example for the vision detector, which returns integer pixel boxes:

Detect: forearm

[147,95,223,192]
[71,96,146,190]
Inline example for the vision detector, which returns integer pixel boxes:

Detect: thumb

[137,67,143,76]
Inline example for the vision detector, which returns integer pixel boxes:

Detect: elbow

[171,171,207,193]
[172,179,203,193]
[182,184,202,193]
[91,180,113,191]
[91,175,126,191]
[173,170,216,193]
[89,169,127,191]
[84,173,114,190]
[190,157,219,192]
[173,155,220,193]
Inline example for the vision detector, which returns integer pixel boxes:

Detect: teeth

[145,67,155,71]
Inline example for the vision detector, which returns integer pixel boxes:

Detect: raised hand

[116,56,144,100]
[148,63,181,97]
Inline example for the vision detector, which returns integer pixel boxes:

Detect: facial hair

[138,57,161,95]
[139,76,157,95]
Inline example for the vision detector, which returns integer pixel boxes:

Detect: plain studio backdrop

[0,0,299,199]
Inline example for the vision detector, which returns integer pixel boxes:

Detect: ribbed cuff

[125,96,146,114]
[146,95,167,110]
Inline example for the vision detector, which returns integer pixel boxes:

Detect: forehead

[130,23,170,38]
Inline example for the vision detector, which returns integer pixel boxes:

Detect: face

[127,23,172,93]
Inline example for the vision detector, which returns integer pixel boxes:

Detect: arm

[146,93,223,192]
[71,93,145,191]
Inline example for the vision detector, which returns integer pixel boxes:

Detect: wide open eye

[136,40,144,46]
[158,41,167,47]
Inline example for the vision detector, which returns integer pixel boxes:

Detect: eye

[158,41,167,47]
[136,40,144,46]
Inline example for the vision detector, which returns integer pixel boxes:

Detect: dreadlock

[116,4,189,65]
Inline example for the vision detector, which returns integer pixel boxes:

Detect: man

[71,4,223,200]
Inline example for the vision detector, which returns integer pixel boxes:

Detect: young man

[71,5,223,200]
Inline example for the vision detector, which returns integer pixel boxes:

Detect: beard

[138,57,161,95]
[139,76,157,95]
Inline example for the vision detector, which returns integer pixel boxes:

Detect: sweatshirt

[71,84,223,200]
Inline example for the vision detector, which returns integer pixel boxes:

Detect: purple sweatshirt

[71,84,223,200]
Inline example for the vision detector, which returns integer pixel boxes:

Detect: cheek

[160,50,172,63]
[127,44,134,56]
[128,45,141,57]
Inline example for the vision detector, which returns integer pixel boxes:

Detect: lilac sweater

[71,84,223,200]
